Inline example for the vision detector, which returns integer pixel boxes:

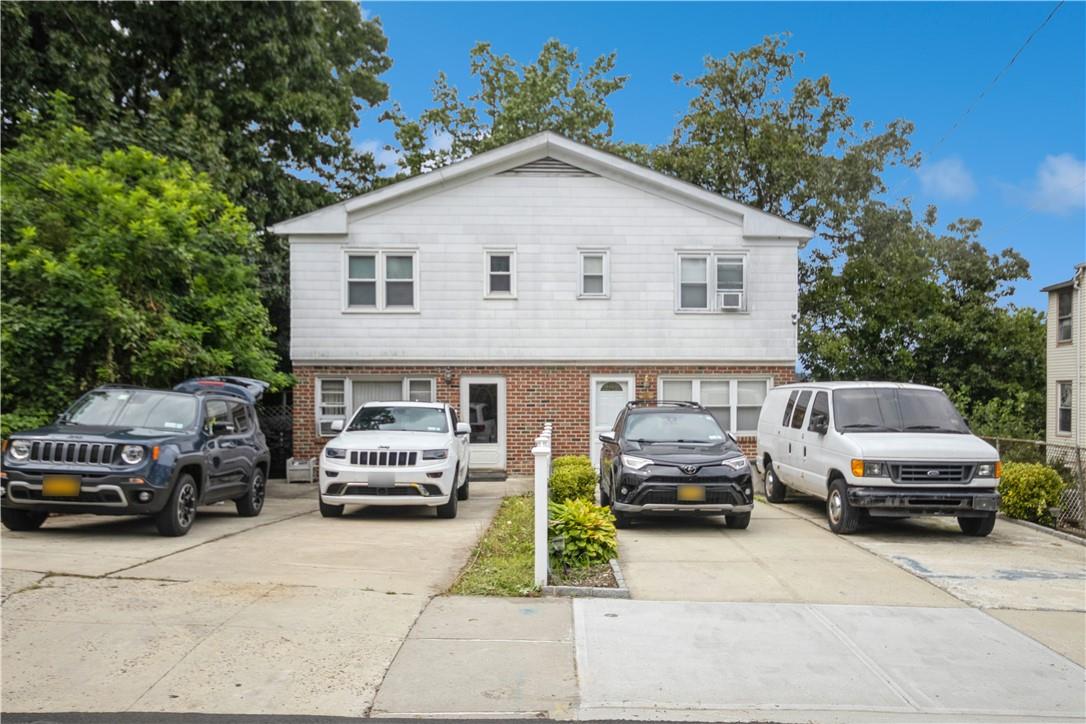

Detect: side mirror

[455,422,471,436]
[330,419,344,432]
[598,431,616,444]
[810,413,828,435]
[211,421,236,437]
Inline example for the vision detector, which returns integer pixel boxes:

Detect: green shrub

[1,409,54,438]
[999,462,1066,525]
[548,498,617,567]
[549,455,597,502]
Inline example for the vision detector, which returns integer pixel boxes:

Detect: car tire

[599,482,611,507]
[319,491,344,518]
[610,502,631,529]
[958,512,996,537]
[437,483,458,519]
[826,478,861,535]
[1,507,48,532]
[155,474,198,537]
[763,459,786,503]
[235,467,266,517]
[457,468,470,501]
[725,512,751,529]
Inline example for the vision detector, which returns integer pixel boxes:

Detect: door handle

[804,446,807,456]
[788,443,792,453]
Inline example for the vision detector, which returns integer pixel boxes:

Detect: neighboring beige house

[1043,263,1086,449]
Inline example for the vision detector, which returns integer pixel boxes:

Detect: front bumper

[319,457,456,507]
[1,469,169,515]
[848,486,1000,517]
[614,465,755,515]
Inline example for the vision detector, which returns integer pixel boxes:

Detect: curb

[997,513,1086,546]
[542,558,631,599]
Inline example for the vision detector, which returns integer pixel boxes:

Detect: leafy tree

[386,39,629,175]
[1,96,288,430]
[2,1,393,363]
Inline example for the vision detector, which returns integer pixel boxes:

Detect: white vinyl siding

[315,376,436,436]
[485,250,516,298]
[344,250,418,312]
[658,377,770,433]
[579,250,609,298]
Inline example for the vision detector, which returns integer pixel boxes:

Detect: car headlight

[9,440,31,461]
[851,459,887,477]
[977,462,1001,478]
[621,454,653,470]
[121,445,145,465]
[324,447,346,460]
[720,455,749,471]
[422,449,448,460]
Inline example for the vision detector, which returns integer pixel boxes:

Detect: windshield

[64,389,198,431]
[624,412,728,444]
[833,388,970,434]
[347,406,448,433]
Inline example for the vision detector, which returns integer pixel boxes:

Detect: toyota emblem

[681,464,698,475]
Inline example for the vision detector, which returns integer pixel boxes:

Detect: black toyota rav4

[1,377,270,537]
[598,401,755,529]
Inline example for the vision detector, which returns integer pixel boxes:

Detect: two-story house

[272,132,813,474]
[1043,263,1086,449]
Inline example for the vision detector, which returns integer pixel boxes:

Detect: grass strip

[450,494,537,596]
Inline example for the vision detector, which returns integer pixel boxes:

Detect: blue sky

[354,1,1085,310]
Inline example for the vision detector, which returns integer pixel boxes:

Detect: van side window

[790,391,812,429]
[808,392,829,431]
[782,391,799,426]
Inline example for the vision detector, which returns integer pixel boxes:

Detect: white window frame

[1057,381,1073,435]
[675,251,749,313]
[715,255,747,312]
[342,249,419,313]
[579,249,610,299]
[657,376,771,434]
[315,376,436,436]
[1057,290,1073,343]
[484,249,517,298]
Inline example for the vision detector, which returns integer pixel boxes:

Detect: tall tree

[2,1,393,364]
[387,39,628,175]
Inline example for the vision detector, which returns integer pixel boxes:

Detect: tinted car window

[349,406,449,433]
[790,391,812,429]
[66,389,198,431]
[624,412,727,444]
[833,388,969,433]
[205,400,231,433]
[808,392,829,431]
[781,391,798,426]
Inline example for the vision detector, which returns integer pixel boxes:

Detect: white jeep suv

[318,401,471,519]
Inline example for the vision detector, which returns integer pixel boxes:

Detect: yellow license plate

[677,484,705,502]
[42,475,81,497]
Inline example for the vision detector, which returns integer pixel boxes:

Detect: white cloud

[917,157,977,201]
[357,139,403,174]
[427,131,453,154]
[1027,154,1086,214]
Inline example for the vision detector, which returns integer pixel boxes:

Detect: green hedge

[549,455,596,503]
[999,462,1066,525]
[548,498,617,567]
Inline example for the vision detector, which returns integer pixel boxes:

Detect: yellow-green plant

[548,498,617,567]
[998,462,1066,525]
[549,455,597,503]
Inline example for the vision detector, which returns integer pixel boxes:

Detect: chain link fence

[982,436,1086,536]
[256,402,293,479]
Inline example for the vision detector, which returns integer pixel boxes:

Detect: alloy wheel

[177,482,197,528]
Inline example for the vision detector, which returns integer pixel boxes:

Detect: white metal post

[532,423,552,588]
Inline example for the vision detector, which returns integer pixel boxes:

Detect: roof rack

[173,376,269,404]
[625,399,703,410]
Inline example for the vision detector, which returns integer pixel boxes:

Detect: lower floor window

[1058,381,1072,434]
[659,378,770,433]
[317,377,435,435]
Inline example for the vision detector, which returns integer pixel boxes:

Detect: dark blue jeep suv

[1,377,270,537]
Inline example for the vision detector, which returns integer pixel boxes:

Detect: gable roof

[270,131,814,241]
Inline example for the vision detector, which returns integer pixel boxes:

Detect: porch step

[470,468,507,482]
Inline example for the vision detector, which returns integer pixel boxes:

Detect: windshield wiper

[904,425,963,433]
[840,423,894,431]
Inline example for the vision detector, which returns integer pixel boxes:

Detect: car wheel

[1,507,48,532]
[826,478,861,535]
[319,490,344,518]
[725,512,751,529]
[958,513,996,537]
[763,459,786,503]
[235,467,266,517]
[457,467,470,501]
[155,474,198,537]
[437,482,458,519]
[610,502,631,529]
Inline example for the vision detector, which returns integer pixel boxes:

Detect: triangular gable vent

[498,156,598,177]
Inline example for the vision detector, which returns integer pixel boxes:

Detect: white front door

[591,375,635,468]
[460,376,506,469]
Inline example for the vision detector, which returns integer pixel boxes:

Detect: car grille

[889,463,975,484]
[349,450,418,467]
[634,486,744,506]
[28,441,115,465]
[9,487,123,504]
[325,483,442,497]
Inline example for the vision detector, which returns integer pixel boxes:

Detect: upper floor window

[677,253,747,312]
[1057,290,1073,343]
[1058,381,1072,435]
[345,251,418,311]
[485,250,516,298]
[579,250,609,298]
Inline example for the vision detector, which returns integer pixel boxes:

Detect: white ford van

[755,382,1001,536]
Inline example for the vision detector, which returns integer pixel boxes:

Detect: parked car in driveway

[756,382,1001,536]
[1,376,271,537]
[318,401,471,519]
[598,400,755,529]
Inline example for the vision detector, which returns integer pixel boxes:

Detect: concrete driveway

[1,478,526,716]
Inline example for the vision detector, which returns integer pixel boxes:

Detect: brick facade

[292,364,795,475]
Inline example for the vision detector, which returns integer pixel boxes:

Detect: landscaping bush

[548,498,617,567]
[549,455,597,503]
[999,462,1066,525]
